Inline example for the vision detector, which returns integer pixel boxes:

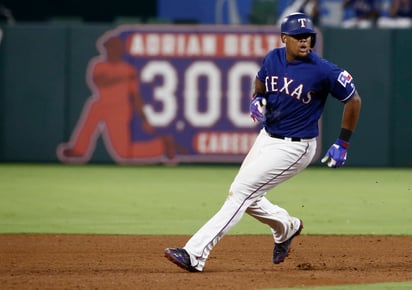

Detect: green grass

[1,163,411,289]
[0,163,411,235]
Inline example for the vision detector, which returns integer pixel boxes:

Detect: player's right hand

[249,95,266,122]
[321,139,349,168]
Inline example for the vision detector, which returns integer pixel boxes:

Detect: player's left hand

[250,95,267,122]
[321,139,349,168]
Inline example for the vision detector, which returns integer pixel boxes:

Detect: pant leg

[246,196,300,243]
[184,130,316,271]
[233,134,316,244]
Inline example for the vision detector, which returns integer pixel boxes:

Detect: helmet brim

[282,28,316,35]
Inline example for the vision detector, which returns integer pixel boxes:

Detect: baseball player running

[164,12,362,272]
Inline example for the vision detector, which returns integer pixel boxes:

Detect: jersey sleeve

[328,67,356,102]
[256,59,267,83]
[256,54,270,83]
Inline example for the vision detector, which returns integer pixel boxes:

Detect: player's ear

[281,34,287,44]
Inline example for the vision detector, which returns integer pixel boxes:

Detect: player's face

[284,33,312,61]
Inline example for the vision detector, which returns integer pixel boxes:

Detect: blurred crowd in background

[279,0,412,27]
[0,0,411,28]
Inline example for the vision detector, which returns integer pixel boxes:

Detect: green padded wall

[392,30,412,166]
[0,24,67,161]
[321,28,393,166]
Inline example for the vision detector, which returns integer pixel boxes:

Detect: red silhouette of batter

[57,35,178,164]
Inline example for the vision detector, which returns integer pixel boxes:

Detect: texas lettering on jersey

[265,76,312,104]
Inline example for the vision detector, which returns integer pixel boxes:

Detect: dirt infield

[0,234,411,289]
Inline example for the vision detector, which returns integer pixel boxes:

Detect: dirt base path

[0,235,411,289]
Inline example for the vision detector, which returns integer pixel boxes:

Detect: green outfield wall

[321,28,412,167]
[0,24,411,166]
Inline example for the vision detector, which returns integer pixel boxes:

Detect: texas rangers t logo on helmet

[298,18,307,27]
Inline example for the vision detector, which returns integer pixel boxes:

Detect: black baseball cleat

[164,248,200,272]
[273,219,304,264]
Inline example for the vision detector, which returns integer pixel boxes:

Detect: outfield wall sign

[56,25,321,164]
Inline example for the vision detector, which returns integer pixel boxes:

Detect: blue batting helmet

[280,12,316,48]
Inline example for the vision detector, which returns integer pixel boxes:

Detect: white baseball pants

[184,129,317,271]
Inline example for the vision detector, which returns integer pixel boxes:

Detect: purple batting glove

[250,96,266,122]
[321,139,349,168]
